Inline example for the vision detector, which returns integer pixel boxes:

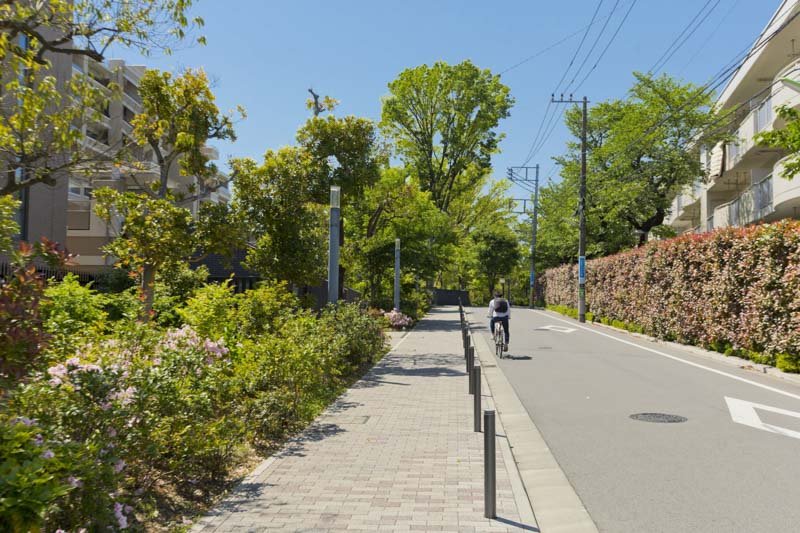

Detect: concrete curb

[466,311,599,533]
[539,309,800,388]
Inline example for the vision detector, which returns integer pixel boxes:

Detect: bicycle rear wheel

[495,325,504,359]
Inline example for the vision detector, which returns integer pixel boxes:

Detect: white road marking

[539,325,577,333]
[533,310,800,403]
[725,397,800,440]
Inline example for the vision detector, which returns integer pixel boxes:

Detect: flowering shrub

[542,221,800,372]
[3,280,387,530]
[383,309,414,329]
[10,324,241,530]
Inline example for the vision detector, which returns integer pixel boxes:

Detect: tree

[343,168,452,304]
[0,0,203,195]
[756,105,800,178]
[233,100,384,289]
[471,226,521,300]
[1,1,204,65]
[95,68,244,317]
[555,73,727,248]
[380,60,514,212]
[231,148,329,287]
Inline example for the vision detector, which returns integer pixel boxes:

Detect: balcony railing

[714,175,774,229]
[754,96,773,134]
[727,141,742,169]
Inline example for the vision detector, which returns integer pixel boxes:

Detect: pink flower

[68,475,82,488]
[114,502,128,529]
[113,459,126,473]
[42,449,54,459]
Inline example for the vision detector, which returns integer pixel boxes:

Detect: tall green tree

[380,60,513,212]
[343,168,452,304]
[555,72,727,248]
[233,100,383,288]
[231,148,329,287]
[95,68,243,317]
[471,226,521,301]
[0,0,203,195]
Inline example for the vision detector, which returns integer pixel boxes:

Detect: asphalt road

[469,307,800,533]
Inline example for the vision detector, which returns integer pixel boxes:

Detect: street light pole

[394,238,401,312]
[328,186,341,304]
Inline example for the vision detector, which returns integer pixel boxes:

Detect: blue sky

[114,0,778,199]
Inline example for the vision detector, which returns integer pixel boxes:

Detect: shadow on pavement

[353,352,466,390]
[276,423,346,458]
[204,482,274,514]
[494,516,539,531]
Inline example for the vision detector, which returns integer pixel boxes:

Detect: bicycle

[493,320,506,359]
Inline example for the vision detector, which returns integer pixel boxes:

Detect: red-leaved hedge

[542,220,800,372]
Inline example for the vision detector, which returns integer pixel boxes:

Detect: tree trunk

[140,264,157,321]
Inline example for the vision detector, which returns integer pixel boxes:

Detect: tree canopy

[380,60,513,212]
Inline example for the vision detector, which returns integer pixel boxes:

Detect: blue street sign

[579,256,586,283]
[530,272,535,287]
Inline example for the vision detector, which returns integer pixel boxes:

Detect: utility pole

[507,165,539,309]
[552,94,589,323]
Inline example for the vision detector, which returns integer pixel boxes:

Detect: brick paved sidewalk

[192,307,535,532]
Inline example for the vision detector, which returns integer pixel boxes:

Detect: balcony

[771,156,800,217]
[711,175,774,230]
[770,61,800,122]
[122,91,142,114]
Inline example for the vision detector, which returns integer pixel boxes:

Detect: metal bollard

[484,410,496,518]
[467,345,474,383]
[474,366,481,432]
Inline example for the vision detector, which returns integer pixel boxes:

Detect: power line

[523,0,638,166]
[566,0,620,90]
[618,8,800,164]
[573,0,639,92]
[520,0,605,166]
[678,0,742,75]
[649,0,719,75]
[499,7,619,75]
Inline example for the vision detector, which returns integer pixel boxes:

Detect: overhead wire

[524,0,638,168]
[573,0,639,92]
[648,0,719,75]
[678,0,743,75]
[615,8,800,164]
[519,0,606,167]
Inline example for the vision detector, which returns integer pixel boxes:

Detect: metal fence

[0,261,95,284]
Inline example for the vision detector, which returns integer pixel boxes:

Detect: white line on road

[533,310,800,403]
[725,397,800,440]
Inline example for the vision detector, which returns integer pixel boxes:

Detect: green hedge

[542,221,800,372]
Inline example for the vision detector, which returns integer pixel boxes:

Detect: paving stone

[192,309,528,532]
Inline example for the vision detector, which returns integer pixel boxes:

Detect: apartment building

[667,0,800,234]
[63,57,230,270]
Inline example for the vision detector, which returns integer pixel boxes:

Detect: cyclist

[488,291,510,351]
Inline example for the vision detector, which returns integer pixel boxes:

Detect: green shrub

[777,353,800,373]
[178,281,237,340]
[41,274,107,356]
[0,418,72,532]
[233,281,298,339]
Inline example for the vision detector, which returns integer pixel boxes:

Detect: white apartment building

[667,0,800,235]
[66,57,230,270]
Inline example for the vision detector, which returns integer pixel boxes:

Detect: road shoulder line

[468,311,599,533]
[534,309,800,402]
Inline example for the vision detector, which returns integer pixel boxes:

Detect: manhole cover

[629,413,687,423]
